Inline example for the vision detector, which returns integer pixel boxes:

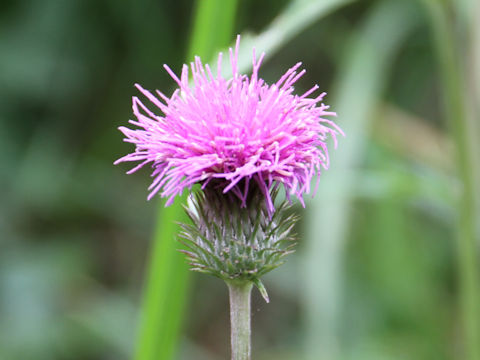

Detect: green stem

[421,1,480,358]
[227,280,253,360]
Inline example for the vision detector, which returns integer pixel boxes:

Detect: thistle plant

[115,36,343,360]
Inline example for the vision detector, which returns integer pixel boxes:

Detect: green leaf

[134,197,190,360]
[187,0,238,61]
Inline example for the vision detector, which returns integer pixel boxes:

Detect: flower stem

[227,280,253,360]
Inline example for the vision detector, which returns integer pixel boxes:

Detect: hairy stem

[227,280,253,360]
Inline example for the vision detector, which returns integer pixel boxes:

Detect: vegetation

[0,0,478,359]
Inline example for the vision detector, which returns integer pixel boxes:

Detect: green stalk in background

[218,0,352,76]
[303,1,420,359]
[187,0,238,62]
[134,199,189,360]
[134,2,238,360]
[421,1,480,359]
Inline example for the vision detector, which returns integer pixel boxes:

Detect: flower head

[115,36,343,213]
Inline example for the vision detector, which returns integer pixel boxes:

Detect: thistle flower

[115,36,343,214]
[117,37,344,360]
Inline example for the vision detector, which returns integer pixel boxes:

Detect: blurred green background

[1,0,479,359]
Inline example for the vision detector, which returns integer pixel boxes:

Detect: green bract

[179,186,298,302]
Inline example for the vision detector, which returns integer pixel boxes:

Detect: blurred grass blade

[187,0,238,61]
[468,0,480,233]
[421,1,480,358]
[457,0,480,223]
[134,198,190,360]
[134,1,238,360]
[302,1,420,359]
[473,1,480,115]
[214,0,353,76]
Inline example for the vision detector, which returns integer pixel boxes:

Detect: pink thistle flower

[115,36,343,214]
